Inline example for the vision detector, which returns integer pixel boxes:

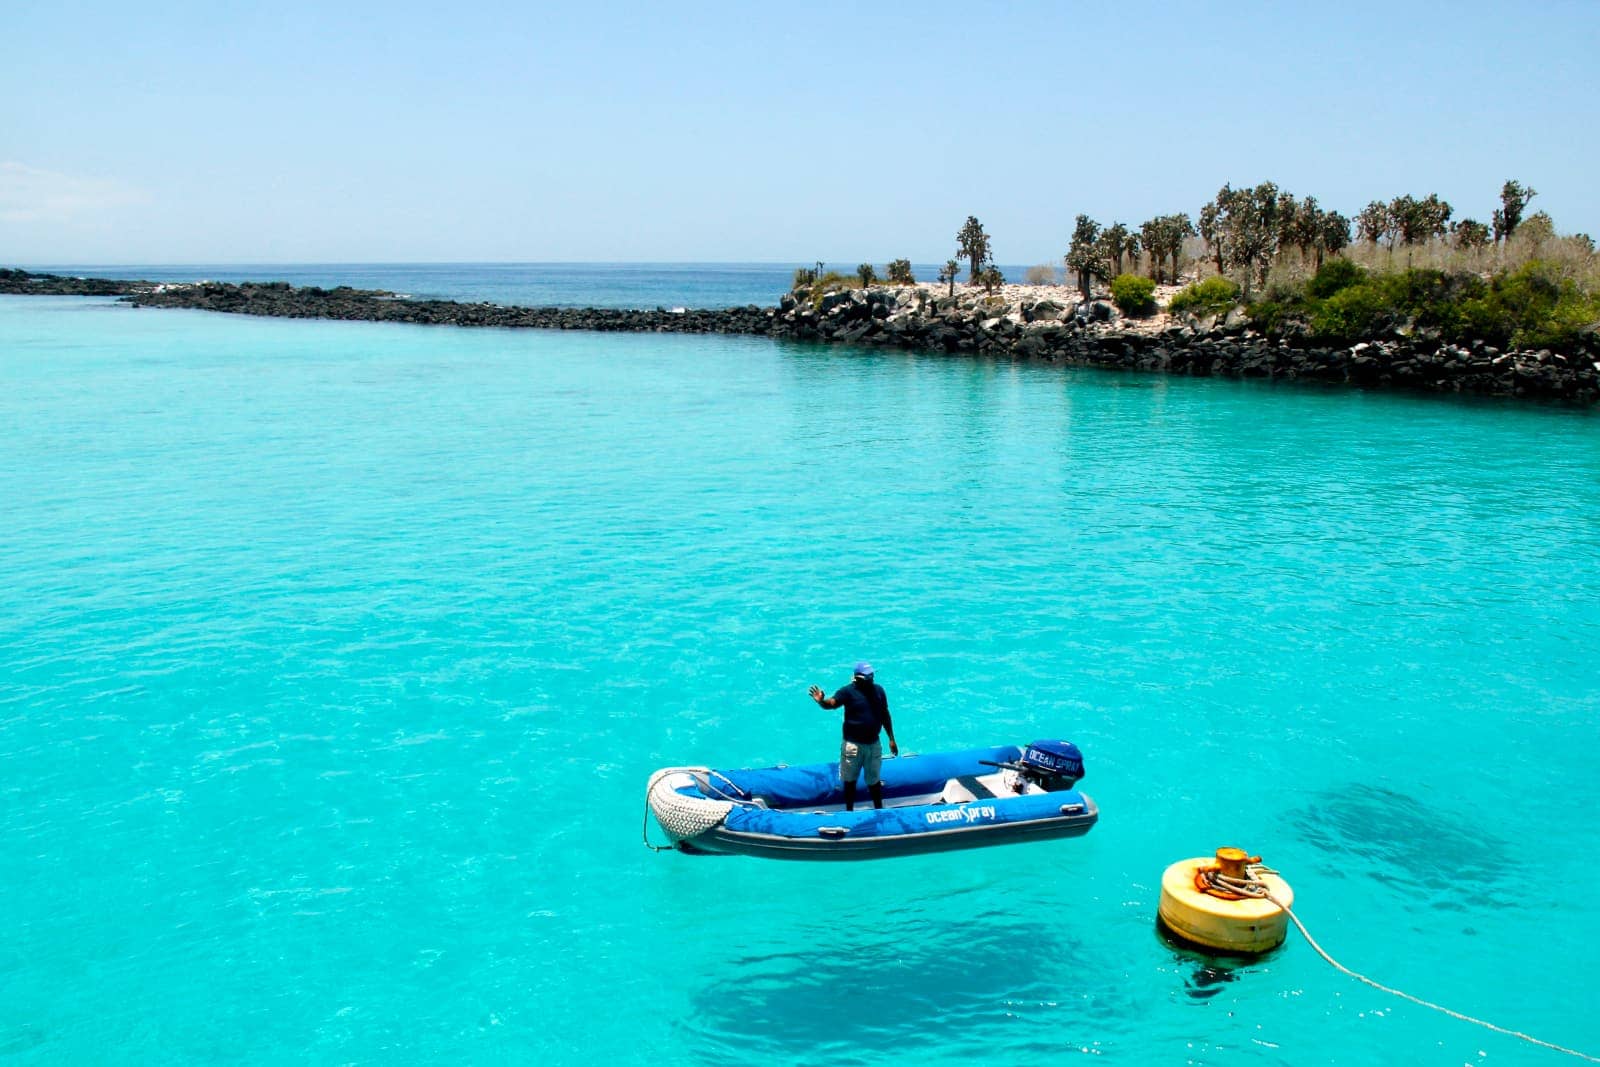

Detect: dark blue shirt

[833,681,891,744]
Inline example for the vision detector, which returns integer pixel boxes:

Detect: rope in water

[1201,869,1600,1063]
[641,810,675,852]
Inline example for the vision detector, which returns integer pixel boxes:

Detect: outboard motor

[1018,740,1084,791]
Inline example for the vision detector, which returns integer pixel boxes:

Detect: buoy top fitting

[1214,846,1261,879]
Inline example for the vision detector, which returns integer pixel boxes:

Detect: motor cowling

[1019,740,1084,791]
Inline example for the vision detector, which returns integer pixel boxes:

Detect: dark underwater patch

[1289,783,1512,907]
[679,918,1132,1063]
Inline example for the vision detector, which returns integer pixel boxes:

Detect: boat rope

[697,768,751,805]
[1199,867,1600,1063]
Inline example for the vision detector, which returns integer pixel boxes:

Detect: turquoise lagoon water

[2,289,1598,1065]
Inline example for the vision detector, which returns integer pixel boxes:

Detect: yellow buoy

[1158,847,1294,954]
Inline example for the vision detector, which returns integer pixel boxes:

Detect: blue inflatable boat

[645,740,1097,860]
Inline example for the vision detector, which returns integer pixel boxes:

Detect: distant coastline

[3,268,1595,404]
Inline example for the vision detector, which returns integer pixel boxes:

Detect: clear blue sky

[4,0,1596,265]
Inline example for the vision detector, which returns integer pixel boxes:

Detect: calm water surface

[2,291,1597,1064]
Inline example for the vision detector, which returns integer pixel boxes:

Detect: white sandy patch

[892,278,1194,335]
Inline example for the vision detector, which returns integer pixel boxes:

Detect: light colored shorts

[840,740,883,785]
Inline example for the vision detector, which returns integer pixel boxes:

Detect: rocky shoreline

[774,284,1600,403]
[1,268,146,296]
[5,269,1596,403]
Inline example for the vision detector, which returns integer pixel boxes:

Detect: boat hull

[649,744,1099,861]
[685,798,1098,859]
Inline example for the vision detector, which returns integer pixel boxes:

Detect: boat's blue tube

[711,745,1022,808]
[721,788,1089,839]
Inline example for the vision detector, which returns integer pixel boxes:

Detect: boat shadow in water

[678,916,1136,1063]
[1289,783,1514,910]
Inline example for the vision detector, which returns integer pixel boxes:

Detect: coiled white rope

[1201,868,1599,1063]
[641,767,737,851]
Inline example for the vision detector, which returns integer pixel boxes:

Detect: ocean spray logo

[925,805,996,825]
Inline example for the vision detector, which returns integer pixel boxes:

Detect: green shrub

[1245,299,1295,336]
[1526,293,1600,347]
[1110,273,1157,316]
[1391,269,1486,337]
[1296,267,1490,343]
[1167,276,1241,317]
[1306,257,1366,299]
[1518,295,1598,347]
[887,259,915,285]
[1259,278,1303,304]
[1460,260,1600,347]
[1309,282,1395,341]
[1219,254,1598,349]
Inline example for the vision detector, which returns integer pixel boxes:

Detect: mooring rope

[1199,868,1600,1063]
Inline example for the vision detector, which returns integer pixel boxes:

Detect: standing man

[809,662,899,811]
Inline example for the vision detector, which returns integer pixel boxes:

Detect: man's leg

[865,743,885,809]
[840,740,862,810]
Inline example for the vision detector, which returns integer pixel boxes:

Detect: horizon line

[13,259,1055,270]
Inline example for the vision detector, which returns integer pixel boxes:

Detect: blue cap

[853,662,874,678]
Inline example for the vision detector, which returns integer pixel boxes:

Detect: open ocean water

[23,262,1046,311]
[2,267,1598,1065]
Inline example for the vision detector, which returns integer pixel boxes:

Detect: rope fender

[642,767,736,852]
